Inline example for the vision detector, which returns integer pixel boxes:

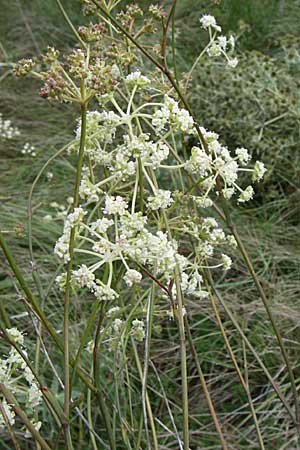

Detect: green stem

[142,283,156,449]
[132,339,159,450]
[161,211,189,450]
[206,285,265,449]
[0,230,96,392]
[70,301,100,393]
[55,0,86,47]
[63,94,87,447]
[184,317,229,450]
[93,302,116,450]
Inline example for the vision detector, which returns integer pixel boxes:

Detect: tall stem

[162,211,189,450]
[63,91,87,447]
[184,317,229,450]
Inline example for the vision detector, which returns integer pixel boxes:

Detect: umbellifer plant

[0,1,298,449]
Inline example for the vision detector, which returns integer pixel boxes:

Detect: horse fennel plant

[2,2,297,450]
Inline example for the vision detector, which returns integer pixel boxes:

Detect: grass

[1,1,300,449]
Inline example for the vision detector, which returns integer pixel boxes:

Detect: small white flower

[43,214,52,223]
[221,254,232,270]
[0,114,20,140]
[107,306,120,317]
[222,188,235,199]
[46,172,53,181]
[218,35,227,50]
[0,401,15,427]
[147,189,173,210]
[112,318,123,334]
[199,14,221,31]
[92,284,119,301]
[193,196,213,208]
[227,57,239,68]
[125,70,150,87]
[103,195,128,216]
[25,421,42,438]
[252,161,266,182]
[124,269,142,286]
[131,319,145,341]
[235,147,251,165]
[72,264,95,288]
[86,340,94,354]
[28,383,42,407]
[228,35,235,49]
[6,328,24,345]
[238,186,254,203]
[90,217,114,234]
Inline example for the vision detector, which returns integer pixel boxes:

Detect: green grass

[1,1,300,449]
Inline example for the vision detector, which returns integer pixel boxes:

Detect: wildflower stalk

[184,317,229,450]
[91,4,299,438]
[132,338,159,450]
[93,302,116,450]
[162,211,189,450]
[55,0,86,47]
[142,283,156,449]
[87,364,99,450]
[205,282,265,449]
[63,83,88,448]
[70,300,100,393]
[0,384,51,450]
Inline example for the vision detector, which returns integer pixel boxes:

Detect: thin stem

[63,91,88,447]
[206,285,265,449]
[162,211,189,450]
[132,339,159,450]
[142,284,156,449]
[93,302,116,450]
[55,0,86,47]
[0,223,96,395]
[184,317,229,450]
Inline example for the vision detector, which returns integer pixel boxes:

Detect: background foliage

[1,0,300,448]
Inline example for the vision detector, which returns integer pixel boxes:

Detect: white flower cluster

[79,175,101,203]
[124,269,142,286]
[73,110,121,164]
[199,14,221,31]
[0,114,20,139]
[105,316,145,352]
[21,142,36,157]
[53,47,267,326]
[147,189,173,210]
[152,96,195,134]
[54,207,86,262]
[199,15,238,68]
[0,328,42,431]
[171,270,208,300]
[125,70,151,87]
[131,319,145,341]
[185,127,266,203]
